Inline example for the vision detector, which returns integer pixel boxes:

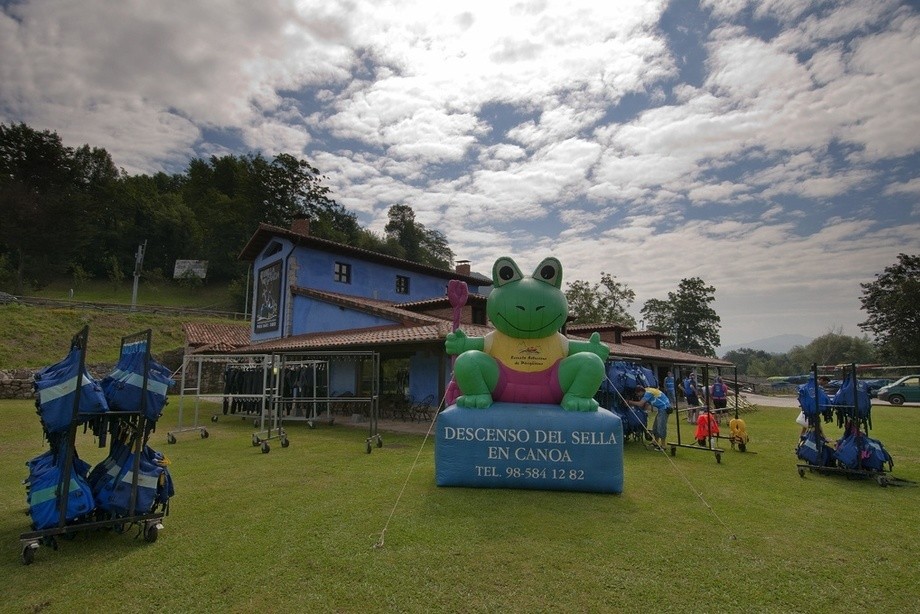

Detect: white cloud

[2,0,918,347]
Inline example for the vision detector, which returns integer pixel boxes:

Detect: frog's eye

[532,257,562,288]
[492,257,523,287]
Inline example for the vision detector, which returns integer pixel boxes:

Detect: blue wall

[250,239,483,343]
[292,295,400,335]
[329,360,358,396]
[409,350,442,403]
[289,245,482,302]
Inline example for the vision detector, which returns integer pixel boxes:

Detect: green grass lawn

[1,400,918,613]
[24,278,239,311]
[0,303,242,368]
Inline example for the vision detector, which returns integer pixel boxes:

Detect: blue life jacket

[33,347,108,434]
[25,447,95,530]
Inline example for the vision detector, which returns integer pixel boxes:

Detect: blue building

[236,219,491,407]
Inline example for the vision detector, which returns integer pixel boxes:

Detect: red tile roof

[181,290,732,367]
[183,322,251,353]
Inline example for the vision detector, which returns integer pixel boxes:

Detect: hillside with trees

[0,122,453,305]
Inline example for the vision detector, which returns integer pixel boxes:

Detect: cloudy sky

[2,0,918,350]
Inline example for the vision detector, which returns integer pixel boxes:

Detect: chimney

[290,218,310,236]
[455,260,471,276]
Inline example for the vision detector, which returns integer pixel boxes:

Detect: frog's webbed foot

[561,394,599,412]
[457,394,494,409]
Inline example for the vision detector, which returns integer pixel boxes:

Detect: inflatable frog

[445,256,609,411]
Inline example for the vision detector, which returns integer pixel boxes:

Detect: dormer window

[396,275,410,295]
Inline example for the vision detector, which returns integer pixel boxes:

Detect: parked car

[876,375,920,405]
[825,378,891,398]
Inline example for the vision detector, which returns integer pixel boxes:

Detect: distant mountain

[719,334,812,356]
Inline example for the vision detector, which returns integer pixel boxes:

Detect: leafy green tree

[0,122,458,290]
[565,272,636,327]
[0,123,85,291]
[722,348,770,374]
[641,277,720,356]
[721,348,798,377]
[859,253,920,365]
[640,297,673,332]
[786,329,876,372]
[384,204,454,269]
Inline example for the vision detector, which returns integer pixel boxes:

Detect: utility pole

[131,240,147,311]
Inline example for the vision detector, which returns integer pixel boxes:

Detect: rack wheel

[21,543,38,565]
[200,429,209,439]
[280,436,290,448]
[252,434,261,447]
[377,437,383,448]
[261,441,270,454]
[670,446,676,457]
[253,419,260,429]
[211,415,218,423]
[798,467,805,478]
[366,441,372,454]
[144,523,161,543]
[308,421,315,429]
[876,474,889,487]
[715,453,722,464]
[739,442,747,453]
[166,433,177,445]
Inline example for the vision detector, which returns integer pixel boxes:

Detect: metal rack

[167,353,273,443]
[172,350,382,454]
[666,364,726,463]
[19,327,167,565]
[796,362,915,487]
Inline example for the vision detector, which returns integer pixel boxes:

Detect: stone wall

[0,364,113,400]
[0,368,36,400]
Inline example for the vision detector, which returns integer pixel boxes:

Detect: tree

[564,272,636,327]
[640,297,672,332]
[858,253,920,364]
[641,277,721,356]
[0,123,84,291]
[384,204,454,269]
[722,348,796,377]
[786,329,877,372]
[257,153,358,240]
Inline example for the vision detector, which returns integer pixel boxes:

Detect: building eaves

[607,343,733,367]
[395,293,489,311]
[291,286,442,326]
[238,223,491,286]
[567,322,632,333]
[237,322,495,354]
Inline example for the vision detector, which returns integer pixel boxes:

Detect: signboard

[173,260,208,279]
[254,261,282,333]
[436,403,623,493]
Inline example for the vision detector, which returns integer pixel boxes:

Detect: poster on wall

[255,261,282,333]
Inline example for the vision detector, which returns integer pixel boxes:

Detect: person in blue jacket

[627,384,672,450]
[664,371,676,406]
